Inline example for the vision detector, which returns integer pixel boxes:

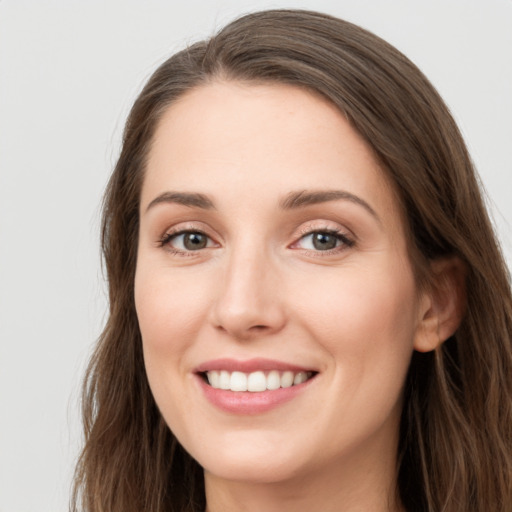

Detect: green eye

[182,232,208,250]
[311,232,339,250]
[295,230,354,252]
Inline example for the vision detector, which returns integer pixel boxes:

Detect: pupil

[184,233,207,250]
[313,233,337,250]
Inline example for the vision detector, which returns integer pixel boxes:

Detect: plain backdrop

[0,1,511,510]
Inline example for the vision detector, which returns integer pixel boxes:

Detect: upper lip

[194,358,316,374]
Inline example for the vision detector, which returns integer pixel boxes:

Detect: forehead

[142,81,400,224]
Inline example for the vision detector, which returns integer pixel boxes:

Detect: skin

[134,81,448,512]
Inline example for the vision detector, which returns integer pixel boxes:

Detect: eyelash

[157,229,214,256]
[293,228,355,255]
[158,227,355,257]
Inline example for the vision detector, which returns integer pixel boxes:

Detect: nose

[210,244,287,341]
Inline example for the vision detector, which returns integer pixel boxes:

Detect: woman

[72,9,512,512]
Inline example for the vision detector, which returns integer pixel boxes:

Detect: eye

[160,230,214,252]
[294,230,354,252]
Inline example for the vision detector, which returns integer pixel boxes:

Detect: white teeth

[247,371,267,392]
[281,371,294,388]
[293,371,308,385]
[230,371,247,391]
[205,369,313,392]
[207,370,219,388]
[219,370,230,390]
[266,370,281,390]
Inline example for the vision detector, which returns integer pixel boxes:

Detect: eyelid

[156,220,355,256]
[290,221,356,254]
[158,221,215,239]
[161,230,214,245]
[292,230,354,249]
[157,222,220,254]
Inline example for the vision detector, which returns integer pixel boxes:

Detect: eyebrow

[280,189,379,221]
[145,188,379,221]
[145,191,215,212]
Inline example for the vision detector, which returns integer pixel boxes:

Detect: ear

[413,256,467,353]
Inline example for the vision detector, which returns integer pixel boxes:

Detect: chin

[190,433,309,484]
[202,457,304,485]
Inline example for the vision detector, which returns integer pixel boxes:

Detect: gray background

[1,1,511,510]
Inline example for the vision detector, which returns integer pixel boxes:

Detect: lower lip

[196,374,315,415]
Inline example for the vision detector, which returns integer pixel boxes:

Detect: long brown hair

[72,9,512,512]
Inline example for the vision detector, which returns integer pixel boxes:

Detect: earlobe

[413,256,467,353]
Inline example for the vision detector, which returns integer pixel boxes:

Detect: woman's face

[135,82,429,485]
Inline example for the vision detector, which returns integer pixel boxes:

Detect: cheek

[292,264,418,456]
[300,262,416,331]
[134,264,214,440]
[293,261,418,393]
[135,265,206,345]
[134,264,214,392]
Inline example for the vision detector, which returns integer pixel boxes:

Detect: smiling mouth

[201,370,317,392]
